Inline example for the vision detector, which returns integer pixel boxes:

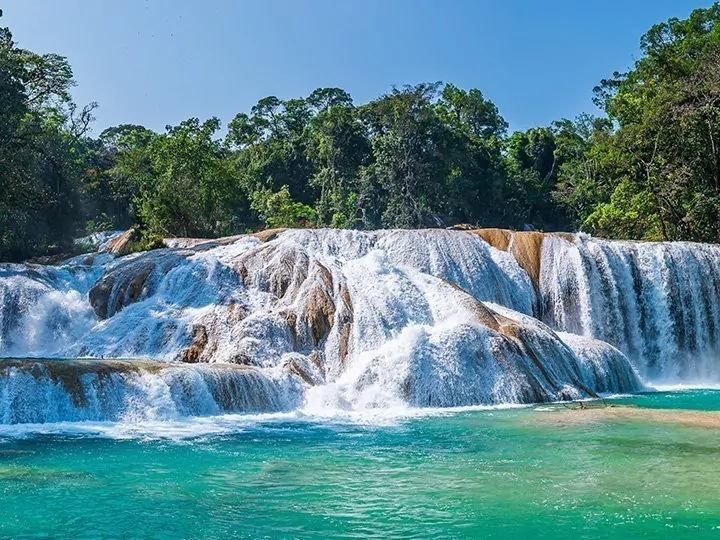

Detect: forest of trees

[2,5,720,261]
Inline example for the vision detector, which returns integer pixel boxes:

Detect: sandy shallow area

[531,405,720,429]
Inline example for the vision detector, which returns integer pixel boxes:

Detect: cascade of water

[0,360,302,424]
[0,227,717,423]
[0,260,110,356]
[540,234,720,381]
[74,230,125,252]
[303,252,640,412]
[282,229,536,314]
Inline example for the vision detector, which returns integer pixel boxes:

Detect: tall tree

[117,118,249,238]
[436,84,509,227]
[0,27,91,260]
[308,93,371,228]
[359,83,451,228]
[581,5,720,241]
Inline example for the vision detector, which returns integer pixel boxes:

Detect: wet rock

[88,250,186,319]
[181,325,208,363]
[100,229,135,255]
[470,228,512,251]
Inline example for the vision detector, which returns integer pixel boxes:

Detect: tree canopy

[2,4,720,261]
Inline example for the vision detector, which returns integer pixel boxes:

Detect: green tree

[307,94,371,228]
[359,83,452,228]
[251,185,317,228]
[582,4,720,241]
[0,27,91,260]
[228,96,317,208]
[119,118,250,239]
[436,84,509,227]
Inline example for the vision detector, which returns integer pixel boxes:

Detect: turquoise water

[617,388,720,411]
[1,391,720,539]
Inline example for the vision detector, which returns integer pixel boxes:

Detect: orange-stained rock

[252,228,287,243]
[554,232,575,243]
[301,261,336,345]
[469,228,512,251]
[444,279,502,330]
[181,325,208,363]
[101,229,135,255]
[508,231,545,291]
[468,229,576,291]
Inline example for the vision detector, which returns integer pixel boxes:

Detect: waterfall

[1,227,719,423]
[540,234,720,382]
[0,359,301,424]
[0,259,109,356]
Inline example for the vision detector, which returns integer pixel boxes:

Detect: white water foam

[0,228,717,427]
[0,403,534,441]
[540,234,720,382]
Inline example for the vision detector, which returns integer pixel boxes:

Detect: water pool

[0,390,719,538]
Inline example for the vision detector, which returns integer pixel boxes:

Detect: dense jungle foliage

[2,5,720,260]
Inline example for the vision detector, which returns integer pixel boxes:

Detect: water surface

[0,390,719,539]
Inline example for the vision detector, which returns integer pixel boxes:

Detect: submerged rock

[529,405,720,430]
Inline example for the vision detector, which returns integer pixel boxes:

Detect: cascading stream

[0,228,717,423]
[539,234,720,382]
[0,359,301,424]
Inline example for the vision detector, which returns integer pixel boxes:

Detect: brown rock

[338,323,352,364]
[508,231,545,291]
[467,229,575,292]
[227,301,247,323]
[283,358,315,385]
[309,350,325,377]
[101,229,135,255]
[299,261,336,345]
[469,228,512,251]
[282,311,298,344]
[181,325,208,363]
[88,252,186,319]
[252,228,286,243]
[88,274,116,319]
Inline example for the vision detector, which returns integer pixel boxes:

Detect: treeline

[2,5,720,261]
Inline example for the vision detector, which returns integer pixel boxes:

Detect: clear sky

[2,0,714,134]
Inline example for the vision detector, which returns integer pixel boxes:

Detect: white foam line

[0,390,715,441]
[0,396,638,441]
[0,403,536,441]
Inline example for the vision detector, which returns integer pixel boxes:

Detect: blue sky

[3,0,714,134]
